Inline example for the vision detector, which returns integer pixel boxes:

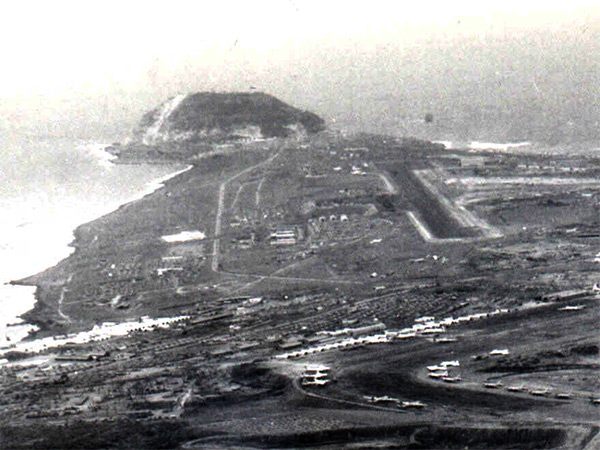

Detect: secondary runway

[381,162,502,242]
[385,163,477,239]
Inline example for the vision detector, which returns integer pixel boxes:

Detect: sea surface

[0,130,184,345]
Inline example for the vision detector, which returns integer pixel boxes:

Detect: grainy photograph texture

[0,1,598,449]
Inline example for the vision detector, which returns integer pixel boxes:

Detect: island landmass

[2,92,599,449]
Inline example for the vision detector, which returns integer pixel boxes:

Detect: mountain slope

[134,92,325,144]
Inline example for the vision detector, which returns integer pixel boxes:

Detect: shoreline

[11,161,193,287]
[3,154,195,347]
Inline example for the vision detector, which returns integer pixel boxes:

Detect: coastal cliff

[131,92,326,145]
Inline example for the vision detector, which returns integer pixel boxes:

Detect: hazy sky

[1,1,597,139]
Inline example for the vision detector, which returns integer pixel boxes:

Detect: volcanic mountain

[133,92,326,145]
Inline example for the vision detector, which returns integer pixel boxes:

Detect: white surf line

[469,141,531,152]
[153,164,194,186]
[413,169,502,240]
[143,94,188,145]
[115,164,194,210]
[85,143,118,169]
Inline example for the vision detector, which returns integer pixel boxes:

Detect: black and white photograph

[0,1,598,448]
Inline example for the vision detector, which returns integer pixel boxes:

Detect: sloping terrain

[133,92,325,145]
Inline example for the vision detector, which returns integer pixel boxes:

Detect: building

[270,230,296,245]
[234,232,255,249]
[270,225,303,246]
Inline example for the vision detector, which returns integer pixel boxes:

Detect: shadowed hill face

[137,92,325,143]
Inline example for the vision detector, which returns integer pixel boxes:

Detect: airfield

[1,133,599,448]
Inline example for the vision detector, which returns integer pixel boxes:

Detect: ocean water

[0,131,185,345]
